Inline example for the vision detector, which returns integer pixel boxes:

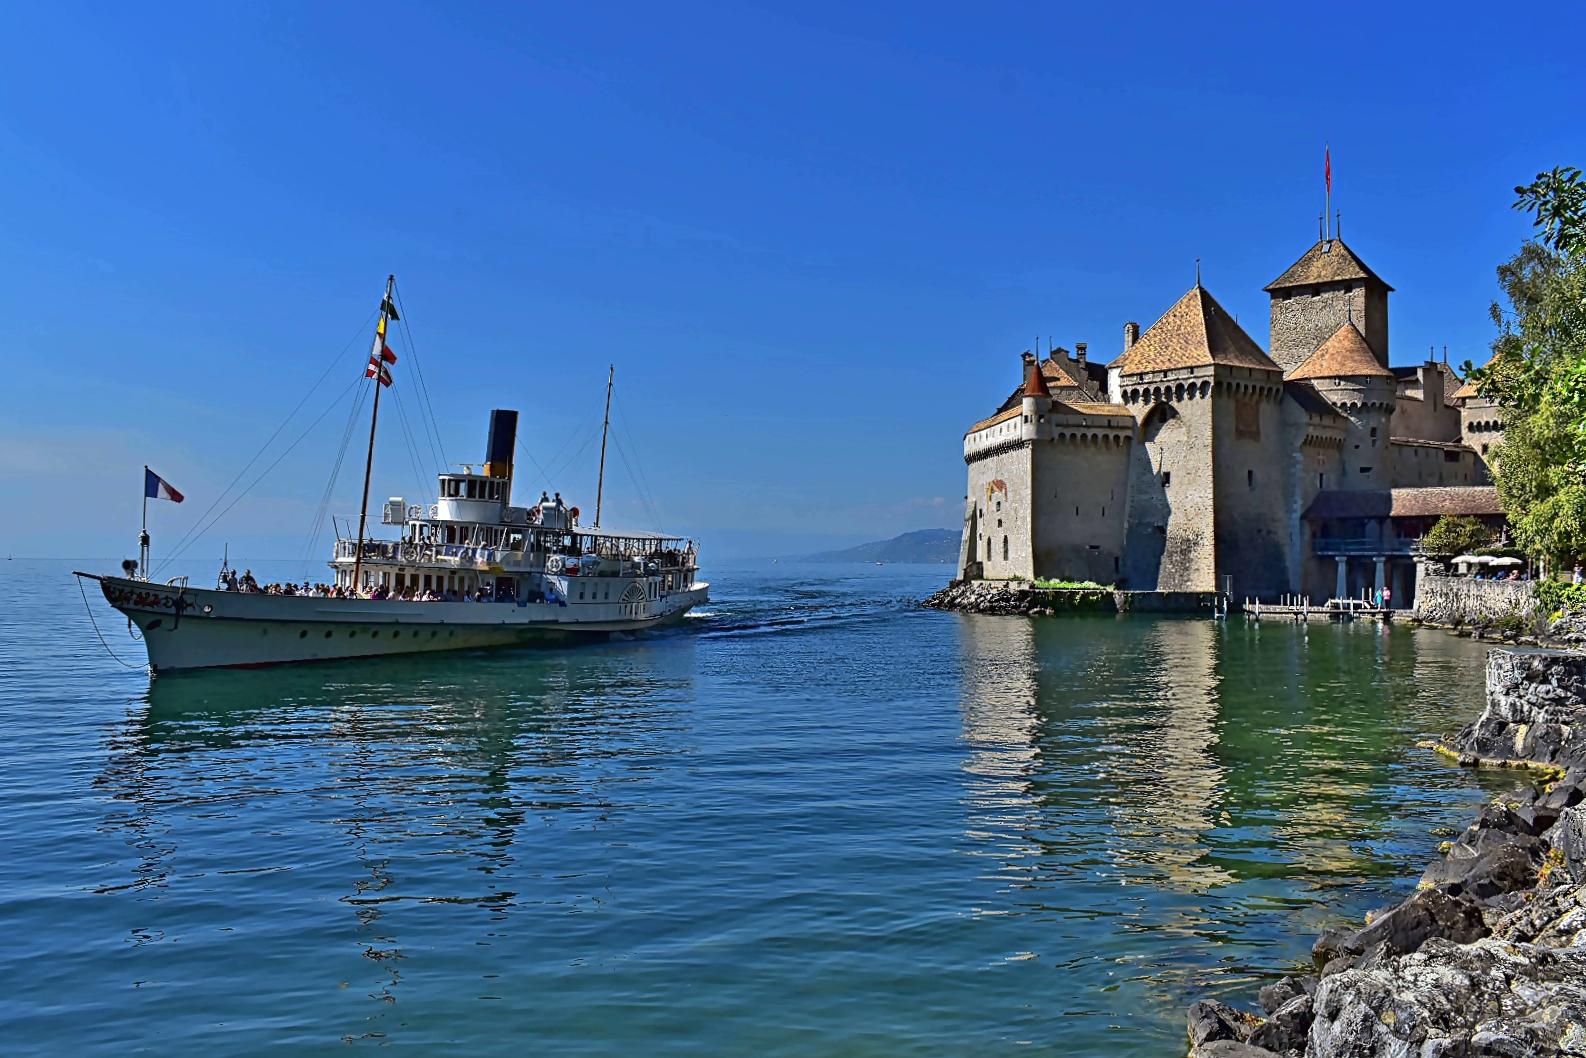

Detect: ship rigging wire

[153,311,376,574]
[391,282,448,473]
[157,373,364,572]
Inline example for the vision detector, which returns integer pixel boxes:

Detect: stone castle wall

[1121,374,1217,591]
[1030,431,1131,584]
[1212,373,1292,599]
[1413,574,1536,626]
[1269,282,1384,372]
[964,442,1033,579]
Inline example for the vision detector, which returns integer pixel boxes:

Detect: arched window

[1002,536,1009,560]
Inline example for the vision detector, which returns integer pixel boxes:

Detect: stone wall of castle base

[1413,574,1536,627]
[923,580,1219,616]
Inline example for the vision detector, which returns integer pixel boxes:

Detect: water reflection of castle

[955,616,1233,891]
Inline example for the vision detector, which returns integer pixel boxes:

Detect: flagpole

[141,466,150,581]
[594,364,613,529]
[353,275,395,595]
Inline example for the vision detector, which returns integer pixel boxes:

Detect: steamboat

[77,278,707,672]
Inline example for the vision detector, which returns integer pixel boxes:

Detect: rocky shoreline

[1185,647,1586,1058]
[922,579,1218,616]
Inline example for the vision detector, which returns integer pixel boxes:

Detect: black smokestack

[484,409,518,503]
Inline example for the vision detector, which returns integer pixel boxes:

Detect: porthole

[372,630,380,638]
[299,630,308,638]
[350,631,357,638]
[430,630,437,638]
[391,630,400,638]
[324,630,333,638]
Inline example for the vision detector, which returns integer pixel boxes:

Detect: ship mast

[594,364,613,528]
[353,275,396,594]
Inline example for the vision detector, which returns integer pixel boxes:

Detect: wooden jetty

[1243,594,1396,622]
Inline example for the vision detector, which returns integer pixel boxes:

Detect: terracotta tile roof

[967,406,1021,434]
[1285,321,1394,381]
[1264,238,1394,292]
[1284,380,1341,418]
[1023,360,1052,397]
[999,356,1103,413]
[1450,378,1480,401]
[1303,486,1501,520]
[1112,285,1280,375]
[1055,401,1132,417]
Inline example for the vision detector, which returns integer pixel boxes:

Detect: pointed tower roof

[1112,285,1280,375]
[1285,321,1395,381]
[1265,238,1393,292]
[1450,378,1480,401]
[1022,358,1051,397]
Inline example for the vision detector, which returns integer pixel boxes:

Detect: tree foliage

[1466,168,1586,566]
[1419,515,1496,557]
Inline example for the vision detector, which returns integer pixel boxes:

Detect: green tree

[1419,515,1496,556]
[1467,169,1586,567]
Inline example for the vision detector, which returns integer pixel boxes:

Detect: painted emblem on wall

[986,479,1008,505]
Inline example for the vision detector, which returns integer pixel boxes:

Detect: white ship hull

[85,574,709,673]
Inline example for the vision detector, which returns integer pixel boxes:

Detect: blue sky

[1,1,1580,564]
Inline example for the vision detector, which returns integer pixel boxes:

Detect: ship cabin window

[467,480,478,498]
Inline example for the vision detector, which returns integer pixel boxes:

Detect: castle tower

[1285,321,1396,489]
[1111,283,1290,598]
[1265,238,1392,373]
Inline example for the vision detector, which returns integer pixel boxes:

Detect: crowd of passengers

[219,569,503,601]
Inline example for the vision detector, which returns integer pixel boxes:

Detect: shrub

[1420,515,1497,556]
[1535,578,1586,616]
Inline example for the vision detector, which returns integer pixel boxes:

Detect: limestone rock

[1455,649,1586,769]
[1193,1042,1284,1058]
[1257,974,1317,1015]
[1187,998,1260,1049]
[1342,886,1488,958]
[1553,806,1586,885]
[1309,934,1586,1058]
[1247,993,1312,1053]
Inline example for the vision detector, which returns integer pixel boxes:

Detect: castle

[957,232,1505,606]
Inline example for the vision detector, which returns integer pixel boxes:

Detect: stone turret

[1286,321,1396,489]
[1265,238,1393,373]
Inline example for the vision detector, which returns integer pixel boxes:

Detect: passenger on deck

[239,570,260,593]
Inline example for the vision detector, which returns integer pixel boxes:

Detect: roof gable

[1113,285,1280,375]
[1285,321,1394,381]
[1265,238,1393,292]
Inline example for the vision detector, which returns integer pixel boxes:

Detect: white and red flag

[366,315,397,386]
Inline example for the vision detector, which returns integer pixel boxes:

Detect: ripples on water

[2,559,1518,1055]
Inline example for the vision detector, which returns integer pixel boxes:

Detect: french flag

[144,467,184,503]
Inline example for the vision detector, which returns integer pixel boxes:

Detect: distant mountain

[797,528,959,564]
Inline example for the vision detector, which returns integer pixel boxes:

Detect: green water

[3,561,1517,1054]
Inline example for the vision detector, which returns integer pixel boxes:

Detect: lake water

[2,559,1518,1055]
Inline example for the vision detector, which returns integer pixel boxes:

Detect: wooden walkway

[1244,596,1397,621]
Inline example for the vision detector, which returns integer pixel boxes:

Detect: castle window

[1360,466,1373,474]
[1318,473,1324,490]
[1161,471,1171,487]
[1370,427,1377,437]
[1248,469,1254,488]
[1002,536,1009,560]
